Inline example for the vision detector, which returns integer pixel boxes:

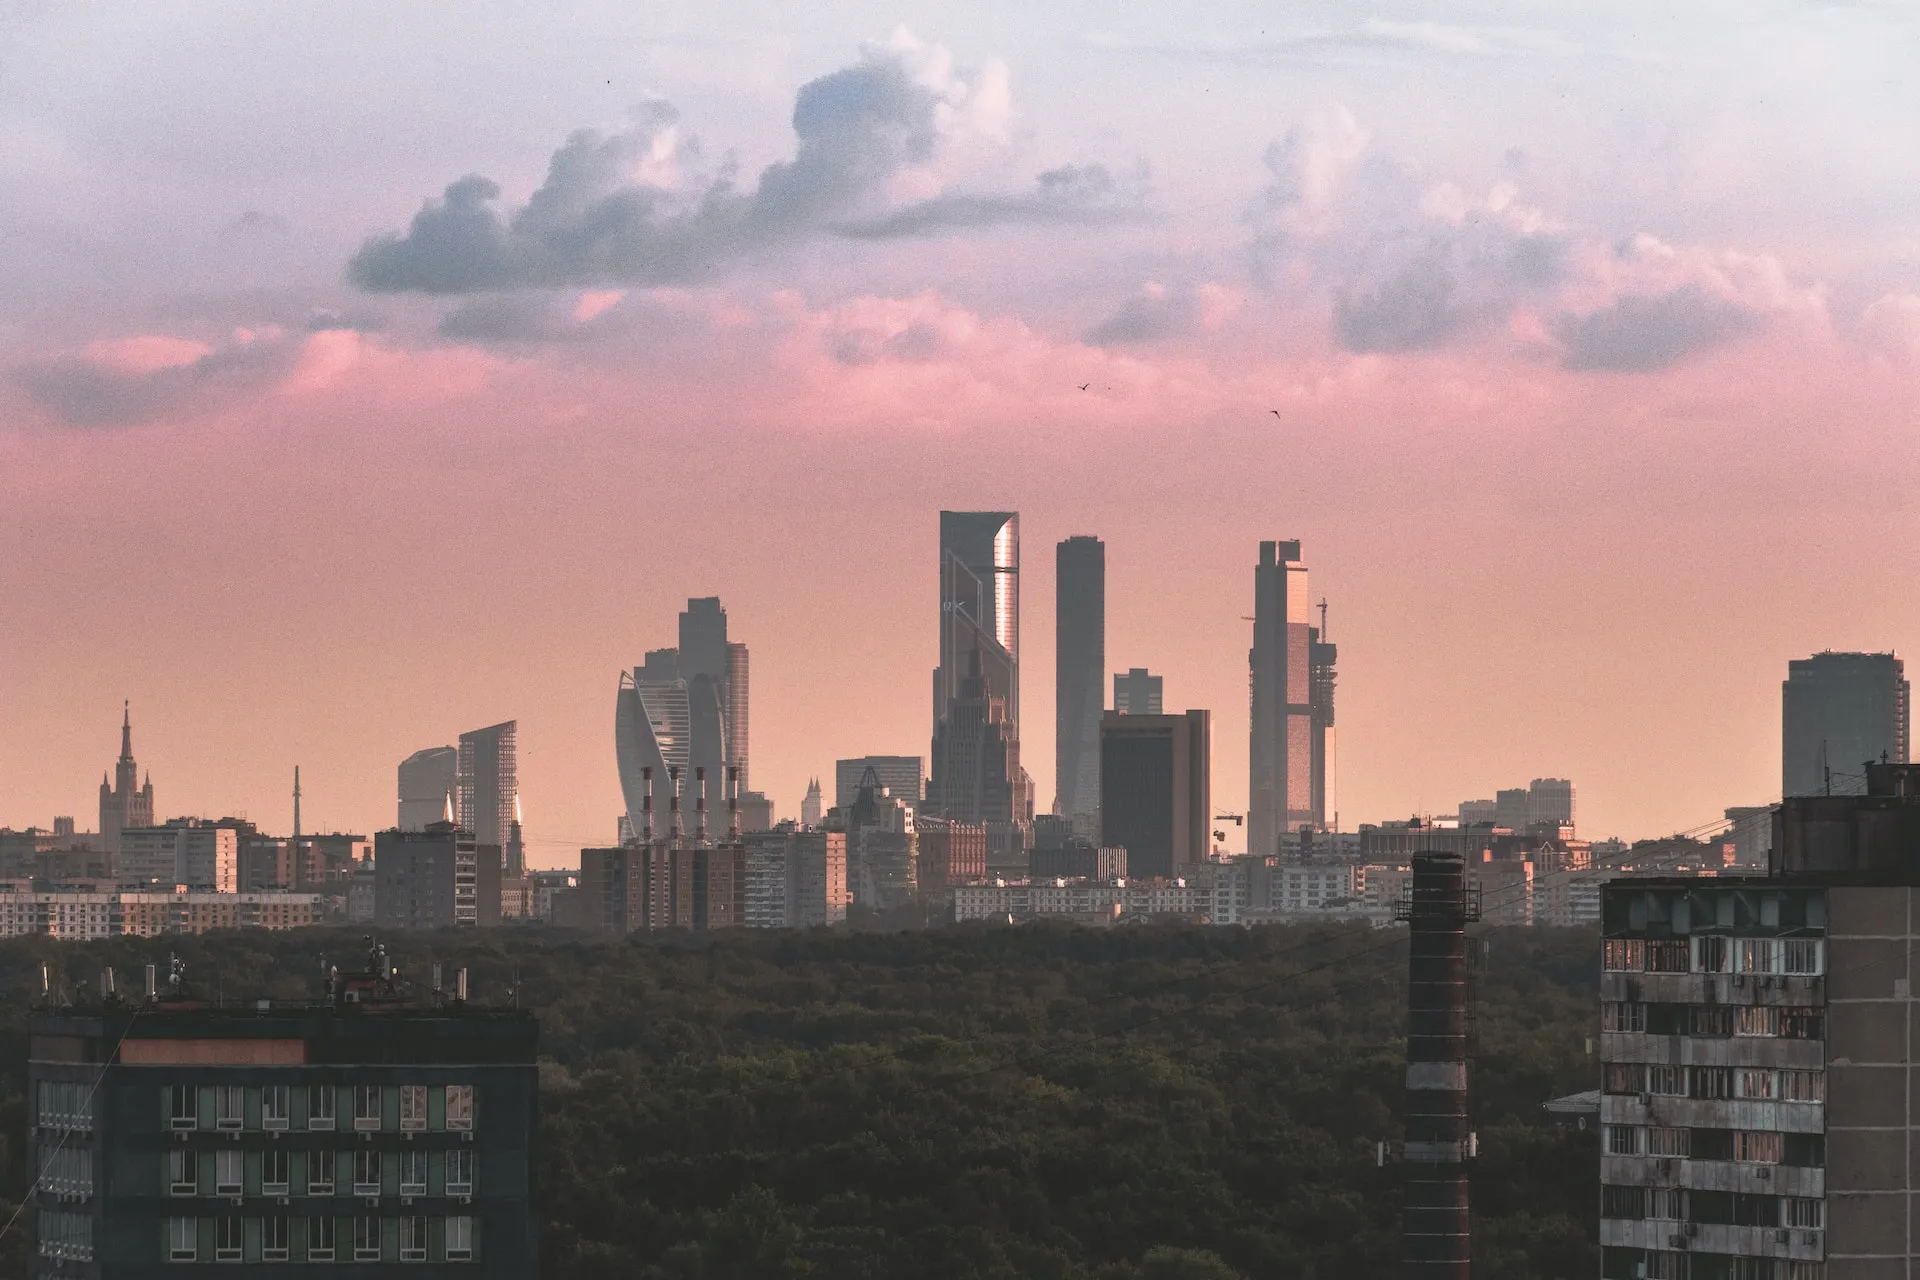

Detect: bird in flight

[1269,409,1280,417]
[1078,382,1091,391]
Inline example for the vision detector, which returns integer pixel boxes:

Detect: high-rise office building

[1782,651,1910,797]
[612,600,749,837]
[1495,788,1531,832]
[1249,540,1312,856]
[29,955,539,1275]
[1056,536,1105,824]
[375,823,500,929]
[1308,613,1337,831]
[800,780,823,829]
[1527,777,1575,830]
[1113,668,1163,716]
[398,746,458,831]
[834,756,924,810]
[930,651,1026,829]
[932,512,1030,833]
[456,722,517,850]
[98,702,155,857]
[1100,710,1210,881]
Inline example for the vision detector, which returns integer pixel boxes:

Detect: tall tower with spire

[99,701,155,856]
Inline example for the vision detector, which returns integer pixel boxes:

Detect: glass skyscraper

[1055,536,1105,823]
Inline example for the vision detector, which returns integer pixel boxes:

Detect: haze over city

[7,2,1920,859]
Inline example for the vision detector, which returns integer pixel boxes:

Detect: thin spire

[120,701,133,761]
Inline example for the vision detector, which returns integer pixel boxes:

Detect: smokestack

[727,766,740,840]
[669,767,683,838]
[642,766,654,842]
[455,968,468,1002]
[1401,852,1473,1280]
[696,767,708,841]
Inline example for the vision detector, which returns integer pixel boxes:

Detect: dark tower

[1055,536,1105,823]
[1398,853,1475,1280]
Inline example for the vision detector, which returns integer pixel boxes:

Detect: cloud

[228,209,288,234]
[17,329,299,427]
[1085,282,1203,345]
[1860,293,1920,364]
[349,33,1117,296]
[304,309,382,332]
[833,163,1146,239]
[1556,285,1761,371]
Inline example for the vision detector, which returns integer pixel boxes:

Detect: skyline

[5,5,1920,862]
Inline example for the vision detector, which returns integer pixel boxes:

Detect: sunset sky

[5,2,1919,863]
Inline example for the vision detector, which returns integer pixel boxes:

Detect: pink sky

[4,6,1919,861]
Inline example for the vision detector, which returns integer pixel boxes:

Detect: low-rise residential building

[0,889,324,938]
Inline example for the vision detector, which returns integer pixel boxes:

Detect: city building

[1308,609,1338,832]
[118,820,240,892]
[374,824,499,930]
[576,766,746,932]
[1724,805,1775,869]
[916,819,987,896]
[932,511,1032,837]
[844,769,918,912]
[800,779,823,829]
[1112,667,1163,716]
[98,702,155,857]
[1029,844,1127,881]
[1099,710,1210,880]
[613,599,751,838]
[1249,541,1312,856]
[1528,778,1576,829]
[741,824,849,928]
[397,746,458,831]
[834,756,925,810]
[1056,536,1105,824]
[27,950,538,1275]
[737,790,773,834]
[1783,650,1910,797]
[1495,788,1531,832]
[456,721,518,850]
[1459,799,1497,827]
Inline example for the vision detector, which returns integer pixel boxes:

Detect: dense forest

[0,922,1602,1278]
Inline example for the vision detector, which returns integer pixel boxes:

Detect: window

[1647,1127,1691,1158]
[1732,1259,1779,1280]
[1692,1066,1734,1099]
[263,1216,290,1262]
[400,1216,428,1262]
[1781,938,1822,974]
[1644,1251,1686,1280]
[1601,1185,1644,1218]
[1784,1133,1825,1167]
[1738,1069,1776,1098]
[355,1217,381,1262]
[1606,1125,1641,1155]
[215,1216,243,1262]
[216,1085,244,1131]
[400,1085,427,1132]
[1602,1003,1646,1033]
[354,1151,381,1196]
[1781,1070,1826,1102]
[1787,1198,1824,1229]
[400,1151,427,1196]
[1603,939,1644,971]
[169,1217,197,1262]
[308,1086,336,1131]
[446,1215,473,1262]
[263,1085,290,1131]
[1646,940,1689,973]
[169,1149,196,1196]
[1786,1265,1825,1280]
[1696,935,1730,973]
[1648,1188,1687,1220]
[215,1150,243,1197]
[1648,1065,1686,1096]
[308,1217,335,1262]
[445,1085,473,1131]
[263,1149,290,1196]
[1604,1063,1645,1094]
[1736,1006,1780,1037]
[444,1149,473,1196]
[1739,938,1775,974]
[354,1085,382,1131]
[171,1085,198,1130]
[1734,1130,1783,1163]
[1781,1008,1824,1040]
[309,1150,335,1196]
[1691,1005,1734,1037]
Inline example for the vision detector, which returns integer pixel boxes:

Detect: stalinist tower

[99,702,154,856]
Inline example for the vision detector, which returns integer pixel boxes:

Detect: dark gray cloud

[834,164,1145,239]
[829,321,945,365]
[350,48,1128,296]
[304,308,381,332]
[438,295,586,345]
[1332,217,1569,353]
[228,209,288,234]
[18,339,294,428]
[1557,286,1760,371]
[1084,285,1202,345]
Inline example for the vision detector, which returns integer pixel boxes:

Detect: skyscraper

[1113,668,1163,716]
[1056,536,1105,824]
[1249,540,1313,857]
[1308,611,1338,831]
[1527,778,1575,830]
[932,512,1030,831]
[456,721,517,849]
[1099,709,1210,880]
[834,756,924,810]
[613,599,749,838]
[800,779,823,829]
[98,702,154,857]
[397,745,458,830]
[1783,651,1911,796]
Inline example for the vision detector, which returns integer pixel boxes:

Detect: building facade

[833,757,924,810]
[932,512,1031,835]
[97,704,154,858]
[397,747,458,831]
[456,722,517,851]
[1113,667,1163,717]
[1783,651,1910,798]
[1055,536,1105,825]
[1249,540,1312,856]
[1099,710,1210,880]
[373,825,499,930]
[28,980,537,1276]
[739,826,848,928]
[118,822,240,892]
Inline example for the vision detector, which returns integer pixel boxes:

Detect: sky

[4,1,1920,865]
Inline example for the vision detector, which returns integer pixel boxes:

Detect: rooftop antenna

[292,765,303,889]
[1318,597,1329,638]
[642,766,654,842]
